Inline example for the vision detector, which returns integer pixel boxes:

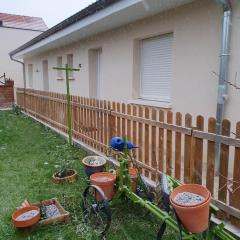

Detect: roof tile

[0,12,48,31]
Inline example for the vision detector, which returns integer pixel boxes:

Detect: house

[0,12,47,89]
[9,0,240,125]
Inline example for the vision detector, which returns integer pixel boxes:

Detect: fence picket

[151,108,157,181]
[132,105,137,160]
[158,110,164,173]
[184,113,192,183]
[138,106,143,174]
[127,105,132,141]
[193,115,204,184]
[206,118,216,195]
[218,119,230,220]
[231,122,240,227]
[144,107,150,178]
[122,103,126,137]
[166,111,173,176]
[175,112,182,180]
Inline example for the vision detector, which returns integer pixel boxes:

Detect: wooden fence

[16,88,240,227]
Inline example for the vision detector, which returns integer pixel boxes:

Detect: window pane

[57,56,63,78]
[28,64,33,88]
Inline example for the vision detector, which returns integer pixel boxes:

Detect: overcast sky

[0,0,97,28]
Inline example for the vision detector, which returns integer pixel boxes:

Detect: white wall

[0,27,42,88]
[24,0,240,125]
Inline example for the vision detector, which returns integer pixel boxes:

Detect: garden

[0,110,177,240]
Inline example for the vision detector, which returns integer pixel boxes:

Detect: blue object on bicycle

[110,137,124,150]
[127,142,138,150]
[110,137,138,151]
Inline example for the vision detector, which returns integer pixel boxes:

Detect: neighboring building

[10,0,240,125]
[0,12,47,88]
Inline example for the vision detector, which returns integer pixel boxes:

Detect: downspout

[215,0,232,174]
[9,54,26,110]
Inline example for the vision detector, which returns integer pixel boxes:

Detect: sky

[0,0,97,28]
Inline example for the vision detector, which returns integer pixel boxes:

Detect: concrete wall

[0,27,42,89]
[23,0,240,125]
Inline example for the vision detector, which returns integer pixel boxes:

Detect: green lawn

[0,110,175,240]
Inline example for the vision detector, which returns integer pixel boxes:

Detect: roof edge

[9,0,121,57]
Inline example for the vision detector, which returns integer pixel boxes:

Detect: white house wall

[23,0,240,125]
[0,27,42,88]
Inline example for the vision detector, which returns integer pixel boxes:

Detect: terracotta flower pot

[52,169,78,184]
[90,172,116,201]
[12,206,40,228]
[82,156,106,177]
[128,167,138,192]
[170,184,211,233]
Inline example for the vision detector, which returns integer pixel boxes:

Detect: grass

[0,110,176,240]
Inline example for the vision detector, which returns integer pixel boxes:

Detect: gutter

[215,0,232,173]
[9,54,26,110]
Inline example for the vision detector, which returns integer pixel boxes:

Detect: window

[67,54,74,79]
[89,48,102,99]
[140,33,173,102]
[28,64,33,88]
[57,56,63,79]
[42,60,49,91]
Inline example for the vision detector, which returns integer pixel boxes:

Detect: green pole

[53,65,80,146]
[65,64,72,145]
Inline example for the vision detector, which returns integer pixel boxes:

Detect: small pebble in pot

[174,192,205,206]
[88,159,101,166]
[16,210,39,221]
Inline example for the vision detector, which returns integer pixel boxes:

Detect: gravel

[43,204,61,218]
[95,177,112,182]
[16,210,39,221]
[88,159,102,166]
[174,192,205,206]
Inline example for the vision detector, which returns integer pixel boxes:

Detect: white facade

[18,0,240,125]
[0,27,43,88]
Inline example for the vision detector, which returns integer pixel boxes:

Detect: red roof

[0,12,48,32]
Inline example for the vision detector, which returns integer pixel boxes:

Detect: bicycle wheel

[82,184,112,238]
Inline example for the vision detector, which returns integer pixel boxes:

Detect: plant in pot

[52,144,80,184]
[52,159,78,184]
[53,158,78,184]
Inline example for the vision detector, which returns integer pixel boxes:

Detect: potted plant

[52,158,78,184]
[170,184,211,233]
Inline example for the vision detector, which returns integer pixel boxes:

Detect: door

[89,48,102,99]
[96,49,102,99]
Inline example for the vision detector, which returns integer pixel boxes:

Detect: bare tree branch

[212,71,240,90]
